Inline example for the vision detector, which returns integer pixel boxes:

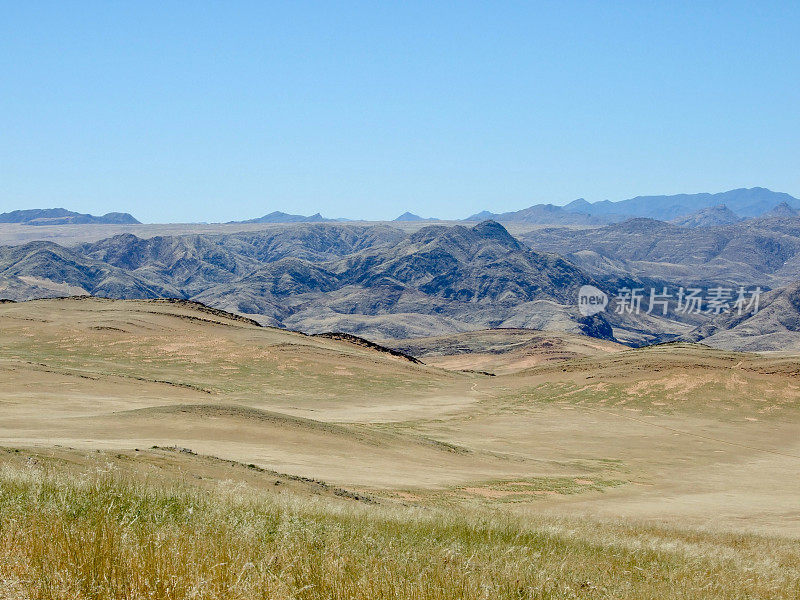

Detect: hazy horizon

[2,185,797,224]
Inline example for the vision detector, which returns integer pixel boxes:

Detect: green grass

[0,465,798,599]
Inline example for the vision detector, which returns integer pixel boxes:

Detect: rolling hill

[384,328,625,374]
[1,297,799,534]
[2,297,800,598]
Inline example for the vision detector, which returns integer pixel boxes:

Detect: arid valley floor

[0,297,798,598]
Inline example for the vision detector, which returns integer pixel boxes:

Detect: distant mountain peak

[406,220,521,251]
[237,211,332,224]
[464,210,496,221]
[0,208,140,225]
[394,212,426,221]
[670,204,742,228]
[762,202,799,219]
[562,198,592,212]
[471,219,519,243]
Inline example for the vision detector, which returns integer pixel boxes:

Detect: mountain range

[464,188,799,226]
[5,188,798,227]
[560,187,800,220]
[521,215,800,288]
[4,187,800,350]
[2,216,800,348]
[234,211,333,223]
[465,204,611,226]
[0,221,619,340]
[0,208,140,225]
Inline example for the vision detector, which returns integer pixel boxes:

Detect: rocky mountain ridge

[4,214,800,350]
[0,221,616,341]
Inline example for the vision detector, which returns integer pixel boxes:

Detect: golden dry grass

[1,459,799,600]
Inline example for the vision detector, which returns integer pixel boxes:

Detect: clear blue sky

[1,1,798,223]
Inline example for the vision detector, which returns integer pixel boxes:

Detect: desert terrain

[1,297,798,598]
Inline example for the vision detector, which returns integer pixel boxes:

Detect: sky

[1,2,799,223]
